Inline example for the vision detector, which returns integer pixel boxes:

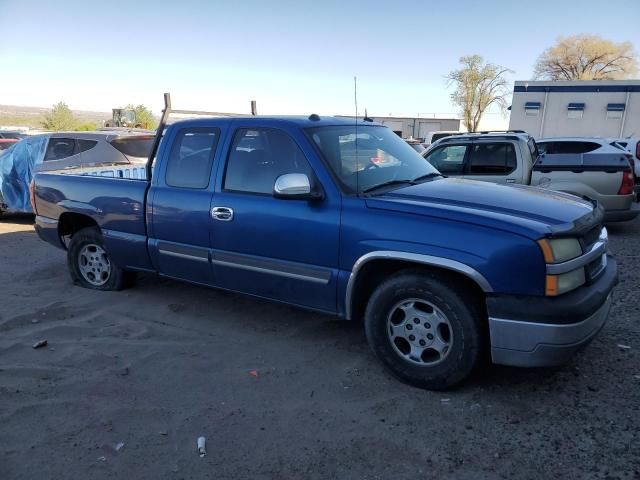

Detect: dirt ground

[1,215,639,480]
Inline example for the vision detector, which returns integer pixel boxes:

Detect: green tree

[125,104,157,129]
[446,55,512,132]
[41,102,77,131]
[534,35,638,80]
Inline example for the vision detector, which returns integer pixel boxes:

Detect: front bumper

[488,256,617,367]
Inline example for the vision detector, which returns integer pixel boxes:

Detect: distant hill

[0,105,112,129]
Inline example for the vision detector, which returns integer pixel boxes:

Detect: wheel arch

[345,252,492,321]
[58,212,100,247]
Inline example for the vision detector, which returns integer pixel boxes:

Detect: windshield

[307,125,439,194]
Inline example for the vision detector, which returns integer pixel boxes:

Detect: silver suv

[423,131,639,222]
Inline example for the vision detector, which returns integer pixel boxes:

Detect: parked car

[424,130,463,146]
[0,131,154,215]
[423,132,639,222]
[34,131,154,172]
[32,111,617,390]
[610,137,640,189]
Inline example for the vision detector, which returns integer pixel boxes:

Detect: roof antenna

[364,108,373,122]
[354,76,360,197]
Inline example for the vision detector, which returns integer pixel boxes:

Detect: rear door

[209,122,340,312]
[464,141,518,184]
[147,125,225,285]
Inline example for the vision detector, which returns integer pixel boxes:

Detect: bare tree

[534,35,638,80]
[446,55,511,133]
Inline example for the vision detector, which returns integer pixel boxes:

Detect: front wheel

[364,270,484,390]
[67,227,133,290]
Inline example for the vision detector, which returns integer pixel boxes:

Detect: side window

[224,128,312,194]
[468,143,516,175]
[537,142,550,154]
[552,141,599,154]
[424,145,467,174]
[44,138,77,161]
[77,139,98,153]
[165,128,220,189]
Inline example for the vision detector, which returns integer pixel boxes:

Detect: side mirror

[273,173,321,200]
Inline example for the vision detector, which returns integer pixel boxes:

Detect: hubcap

[78,244,111,286]
[387,298,453,365]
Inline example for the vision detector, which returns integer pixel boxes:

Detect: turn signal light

[545,275,558,296]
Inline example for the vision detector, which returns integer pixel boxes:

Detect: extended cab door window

[467,143,516,175]
[165,128,220,189]
[424,144,468,175]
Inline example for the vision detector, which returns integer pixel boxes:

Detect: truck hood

[365,178,596,237]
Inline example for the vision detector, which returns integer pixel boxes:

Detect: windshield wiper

[411,172,443,183]
[362,179,415,195]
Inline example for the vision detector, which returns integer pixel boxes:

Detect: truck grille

[581,225,601,251]
[586,255,606,282]
[581,225,607,283]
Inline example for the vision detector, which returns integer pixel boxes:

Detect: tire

[364,270,484,390]
[67,226,133,291]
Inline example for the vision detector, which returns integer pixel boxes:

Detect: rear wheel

[364,270,484,390]
[67,227,133,290]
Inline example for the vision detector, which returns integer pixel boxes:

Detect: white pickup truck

[423,132,639,222]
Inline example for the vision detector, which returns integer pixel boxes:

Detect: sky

[1,0,639,128]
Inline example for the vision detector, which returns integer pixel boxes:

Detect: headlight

[545,268,586,296]
[538,237,585,296]
[537,238,582,264]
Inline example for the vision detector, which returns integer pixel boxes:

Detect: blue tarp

[0,136,47,213]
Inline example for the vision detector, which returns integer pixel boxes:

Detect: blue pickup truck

[32,108,617,389]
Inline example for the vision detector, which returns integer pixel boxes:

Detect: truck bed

[34,172,153,271]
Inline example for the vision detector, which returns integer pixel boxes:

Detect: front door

[423,143,468,177]
[147,126,223,285]
[209,124,340,313]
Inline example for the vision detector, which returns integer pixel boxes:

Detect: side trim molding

[211,250,332,285]
[345,251,493,320]
[157,241,210,263]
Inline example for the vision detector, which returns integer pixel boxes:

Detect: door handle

[506,178,516,183]
[211,206,234,221]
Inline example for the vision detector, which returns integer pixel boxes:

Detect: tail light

[618,155,635,195]
[29,179,36,213]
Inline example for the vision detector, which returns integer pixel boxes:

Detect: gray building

[338,115,461,140]
[373,116,461,140]
[509,80,640,139]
